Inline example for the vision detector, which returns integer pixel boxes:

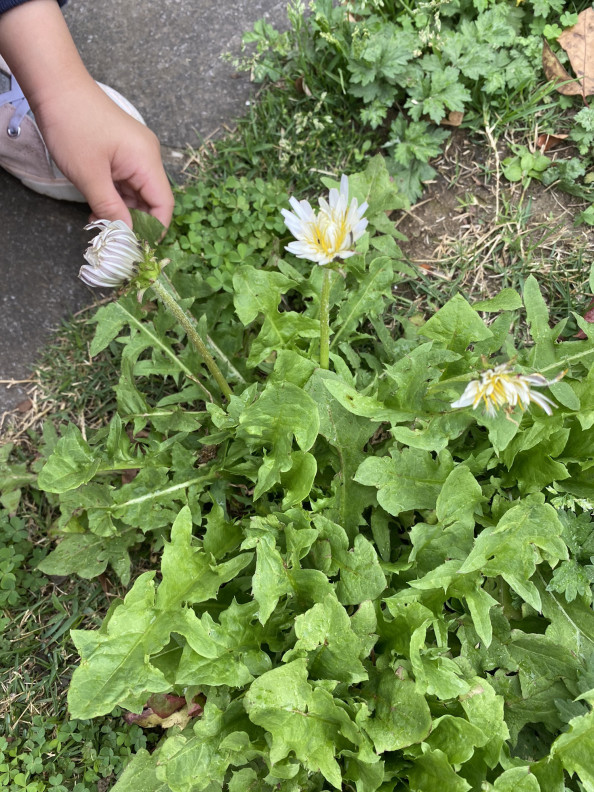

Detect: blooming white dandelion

[281,174,368,266]
[451,363,563,418]
[79,219,142,288]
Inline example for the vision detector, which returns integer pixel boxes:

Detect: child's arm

[0,0,174,228]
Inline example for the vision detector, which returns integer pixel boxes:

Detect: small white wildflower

[451,363,564,418]
[79,220,142,288]
[281,174,368,266]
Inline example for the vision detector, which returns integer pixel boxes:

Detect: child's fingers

[81,167,133,228]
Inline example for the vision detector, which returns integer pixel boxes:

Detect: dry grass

[395,129,594,331]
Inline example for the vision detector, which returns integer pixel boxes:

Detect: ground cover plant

[4,0,594,790]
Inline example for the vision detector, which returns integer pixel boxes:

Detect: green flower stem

[160,272,246,386]
[150,277,233,401]
[319,267,332,369]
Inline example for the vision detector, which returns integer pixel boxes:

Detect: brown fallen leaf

[15,398,33,413]
[542,39,582,96]
[536,132,569,152]
[558,8,594,97]
[441,110,464,127]
[121,468,139,484]
[294,76,312,97]
[123,693,205,729]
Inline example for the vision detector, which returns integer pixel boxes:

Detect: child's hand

[0,0,174,229]
[34,79,174,229]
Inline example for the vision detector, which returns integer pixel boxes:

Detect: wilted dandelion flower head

[282,174,368,266]
[79,219,142,288]
[451,363,562,417]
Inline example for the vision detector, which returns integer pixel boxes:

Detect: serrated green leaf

[509,632,580,698]
[203,502,242,560]
[37,533,108,579]
[537,573,594,659]
[355,448,454,516]
[156,701,252,792]
[68,507,252,718]
[233,267,295,325]
[322,154,405,219]
[280,451,317,509]
[407,748,471,792]
[111,748,169,792]
[323,378,414,423]
[238,382,320,499]
[551,707,594,791]
[421,293,492,353]
[90,299,131,357]
[410,622,470,699]
[252,533,291,625]
[336,534,386,605]
[425,715,488,766]
[491,767,541,792]
[245,659,360,789]
[331,257,396,349]
[248,311,320,368]
[459,497,567,610]
[460,679,509,767]
[37,424,101,494]
[175,601,270,687]
[283,593,368,684]
[306,370,378,540]
[37,531,137,584]
[524,276,556,367]
[360,669,431,753]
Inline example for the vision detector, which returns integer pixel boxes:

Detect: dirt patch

[395,130,594,323]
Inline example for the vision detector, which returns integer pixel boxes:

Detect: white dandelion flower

[281,174,368,266]
[451,363,564,417]
[79,220,142,288]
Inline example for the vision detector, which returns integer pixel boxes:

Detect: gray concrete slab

[0,0,288,419]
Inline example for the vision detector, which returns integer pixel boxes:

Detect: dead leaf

[123,693,205,729]
[147,693,187,718]
[536,132,569,152]
[294,76,312,97]
[558,8,594,97]
[441,110,464,127]
[15,398,32,413]
[198,444,219,464]
[542,39,582,95]
[121,468,139,484]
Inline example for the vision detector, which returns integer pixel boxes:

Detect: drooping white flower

[451,363,563,418]
[79,220,142,288]
[281,174,368,266]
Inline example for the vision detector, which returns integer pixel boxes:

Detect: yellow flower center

[306,211,350,258]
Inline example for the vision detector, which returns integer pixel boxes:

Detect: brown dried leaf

[542,39,582,95]
[121,468,139,484]
[536,132,569,152]
[441,110,464,127]
[122,694,204,729]
[294,76,312,97]
[148,693,187,718]
[15,399,33,413]
[558,8,594,97]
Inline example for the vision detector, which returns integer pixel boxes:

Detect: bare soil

[395,129,594,322]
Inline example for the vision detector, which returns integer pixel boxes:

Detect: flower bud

[79,220,142,288]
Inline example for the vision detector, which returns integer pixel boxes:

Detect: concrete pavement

[0,0,287,417]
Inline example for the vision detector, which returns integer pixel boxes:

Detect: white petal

[528,391,556,415]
